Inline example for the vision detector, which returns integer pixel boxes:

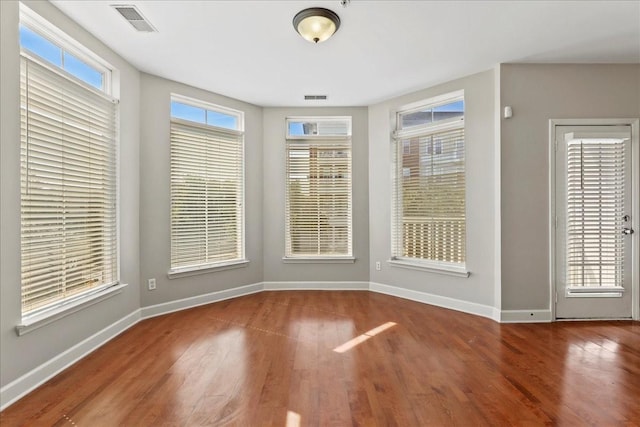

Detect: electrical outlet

[375,261,381,271]
[148,278,156,290]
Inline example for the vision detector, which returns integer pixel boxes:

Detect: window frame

[19,5,112,95]
[17,5,122,331]
[284,116,355,263]
[170,94,244,131]
[168,94,247,277]
[390,90,469,277]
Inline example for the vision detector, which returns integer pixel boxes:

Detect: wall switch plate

[148,278,156,290]
[375,261,381,271]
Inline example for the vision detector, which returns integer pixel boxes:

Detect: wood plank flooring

[1,291,639,426]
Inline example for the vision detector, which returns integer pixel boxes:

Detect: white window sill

[167,259,249,279]
[282,256,356,264]
[388,259,470,277]
[16,283,127,336]
[567,286,624,298]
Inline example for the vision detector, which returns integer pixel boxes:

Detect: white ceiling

[50,0,640,107]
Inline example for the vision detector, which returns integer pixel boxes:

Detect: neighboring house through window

[391,91,467,275]
[169,95,246,275]
[19,8,119,317]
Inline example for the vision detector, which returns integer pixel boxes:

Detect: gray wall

[139,74,263,306]
[499,63,640,310]
[0,0,140,387]
[262,107,370,283]
[368,70,497,307]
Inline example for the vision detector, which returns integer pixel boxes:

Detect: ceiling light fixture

[293,8,340,44]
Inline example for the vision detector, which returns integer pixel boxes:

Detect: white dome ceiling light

[293,7,340,44]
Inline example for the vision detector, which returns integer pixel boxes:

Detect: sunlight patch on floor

[333,321,397,353]
[286,410,301,427]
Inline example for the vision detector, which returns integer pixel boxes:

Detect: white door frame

[549,118,639,321]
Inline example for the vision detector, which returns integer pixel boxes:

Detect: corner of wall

[493,63,502,313]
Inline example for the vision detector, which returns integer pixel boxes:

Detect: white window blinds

[170,119,244,271]
[392,95,465,266]
[285,122,352,257]
[566,139,625,288]
[20,56,118,315]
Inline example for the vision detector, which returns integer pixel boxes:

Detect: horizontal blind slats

[392,125,466,264]
[20,56,118,314]
[170,120,244,269]
[285,135,352,257]
[565,139,625,288]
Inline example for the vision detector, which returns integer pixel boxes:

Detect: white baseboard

[140,282,264,320]
[369,282,501,321]
[263,281,369,291]
[500,309,552,323]
[0,309,141,411]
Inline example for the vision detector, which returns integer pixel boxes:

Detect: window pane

[63,51,103,89]
[206,109,238,130]
[401,109,432,128]
[286,140,352,256]
[433,100,464,121]
[169,98,245,270]
[400,130,465,263]
[401,100,465,129]
[20,56,117,314]
[566,139,625,288]
[171,101,206,123]
[289,122,305,136]
[393,95,466,265]
[288,120,350,136]
[19,25,62,67]
[285,117,353,258]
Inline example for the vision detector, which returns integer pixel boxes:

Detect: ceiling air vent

[112,5,157,32]
[304,95,327,100]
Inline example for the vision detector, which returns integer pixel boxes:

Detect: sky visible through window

[288,122,305,136]
[19,24,103,90]
[170,101,238,130]
[434,100,463,113]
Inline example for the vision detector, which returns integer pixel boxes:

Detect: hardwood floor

[1,291,639,426]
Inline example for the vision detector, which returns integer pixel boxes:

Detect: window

[566,137,626,290]
[19,11,118,316]
[285,117,353,259]
[169,96,245,274]
[19,24,109,91]
[391,92,467,274]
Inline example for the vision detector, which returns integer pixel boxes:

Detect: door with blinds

[555,125,635,319]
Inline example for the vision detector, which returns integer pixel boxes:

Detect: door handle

[623,228,635,235]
